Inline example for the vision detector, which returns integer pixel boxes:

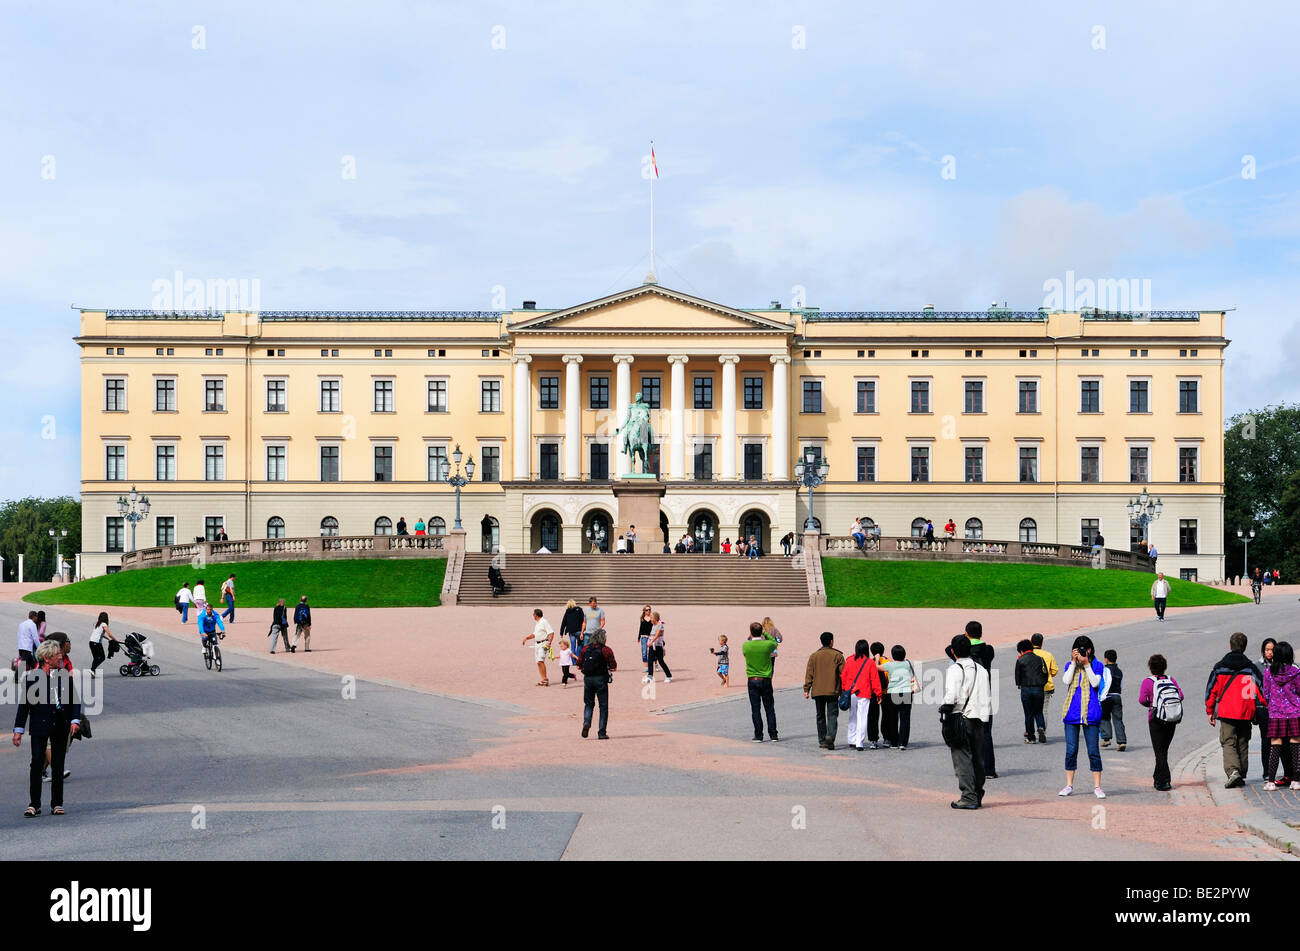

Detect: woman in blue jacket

[1058,634,1111,800]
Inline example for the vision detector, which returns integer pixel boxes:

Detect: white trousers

[847,695,872,748]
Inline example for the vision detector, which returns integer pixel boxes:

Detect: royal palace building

[77,281,1227,579]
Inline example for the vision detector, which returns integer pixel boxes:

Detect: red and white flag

[650,143,659,178]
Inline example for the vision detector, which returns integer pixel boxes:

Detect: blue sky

[2,1,1297,498]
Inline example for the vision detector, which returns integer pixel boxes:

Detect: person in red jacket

[1205,631,1265,788]
[843,639,884,751]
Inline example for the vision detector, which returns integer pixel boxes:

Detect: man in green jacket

[742,621,780,742]
[804,632,846,749]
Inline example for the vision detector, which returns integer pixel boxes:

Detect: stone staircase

[458,553,812,606]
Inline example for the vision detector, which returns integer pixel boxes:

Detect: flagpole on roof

[646,140,658,285]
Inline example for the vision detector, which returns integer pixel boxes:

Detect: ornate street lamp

[442,445,475,531]
[48,528,68,579]
[116,485,150,553]
[1126,486,1162,549]
[585,523,607,553]
[1237,527,1256,578]
[794,449,830,532]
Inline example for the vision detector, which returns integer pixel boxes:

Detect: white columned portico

[512,355,532,480]
[668,355,689,480]
[563,354,583,480]
[719,355,739,480]
[770,354,790,480]
[613,355,634,475]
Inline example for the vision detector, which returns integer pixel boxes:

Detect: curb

[1175,736,1297,855]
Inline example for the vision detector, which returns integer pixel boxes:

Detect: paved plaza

[0,584,1296,860]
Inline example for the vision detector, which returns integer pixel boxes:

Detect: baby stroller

[119,632,160,677]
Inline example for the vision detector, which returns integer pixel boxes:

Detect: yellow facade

[77,283,1227,579]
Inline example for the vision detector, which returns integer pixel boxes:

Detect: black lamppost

[442,445,474,530]
[48,528,68,579]
[117,485,150,552]
[585,524,607,552]
[1237,527,1256,578]
[794,449,830,532]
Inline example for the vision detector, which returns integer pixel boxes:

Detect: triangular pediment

[508,284,794,334]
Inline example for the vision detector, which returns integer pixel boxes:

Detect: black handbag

[839,656,869,711]
[940,664,976,749]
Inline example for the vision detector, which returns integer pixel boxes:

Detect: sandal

[536,681,549,687]
[52,806,65,815]
[23,807,39,818]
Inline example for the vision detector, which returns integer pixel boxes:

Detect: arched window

[964,518,983,539]
[858,517,876,534]
[321,516,339,537]
[266,516,285,539]
[374,516,393,535]
[1019,518,1037,543]
[429,517,446,536]
[911,517,927,537]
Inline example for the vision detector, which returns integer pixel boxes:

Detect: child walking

[1099,649,1127,751]
[558,638,576,687]
[710,634,730,686]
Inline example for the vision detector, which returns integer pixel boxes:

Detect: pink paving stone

[5,583,1289,859]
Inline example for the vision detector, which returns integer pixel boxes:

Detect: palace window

[105,377,126,412]
[539,376,559,410]
[589,376,609,410]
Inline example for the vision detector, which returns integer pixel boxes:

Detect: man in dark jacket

[803,632,846,750]
[967,621,998,776]
[292,596,312,652]
[1206,631,1264,788]
[13,639,81,816]
[1014,639,1049,743]
[577,630,617,739]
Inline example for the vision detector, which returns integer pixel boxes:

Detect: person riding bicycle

[196,603,226,652]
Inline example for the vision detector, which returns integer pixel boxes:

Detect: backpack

[580,645,608,677]
[1152,677,1183,723]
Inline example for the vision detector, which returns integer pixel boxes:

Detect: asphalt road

[0,595,1294,860]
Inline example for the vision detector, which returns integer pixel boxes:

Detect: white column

[719,355,739,480]
[613,355,634,476]
[17,553,24,584]
[770,355,790,480]
[512,355,532,480]
[668,355,689,480]
[563,355,583,480]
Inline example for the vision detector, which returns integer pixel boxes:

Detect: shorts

[717,665,729,675]
[534,643,550,664]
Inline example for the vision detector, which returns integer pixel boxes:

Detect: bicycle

[1252,582,1262,605]
[202,633,225,672]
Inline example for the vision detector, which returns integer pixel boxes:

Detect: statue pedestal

[613,478,665,555]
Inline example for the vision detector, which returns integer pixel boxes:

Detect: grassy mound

[24,559,445,609]
[821,559,1251,609]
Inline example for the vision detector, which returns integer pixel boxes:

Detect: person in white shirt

[521,609,555,686]
[219,574,237,623]
[192,579,208,618]
[175,583,194,623]
[943,635,992,810]
[16,612,40,669]
[1150,572,1170,621]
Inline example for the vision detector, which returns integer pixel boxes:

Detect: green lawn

[24,559,446,609]
[821,559,1251,609]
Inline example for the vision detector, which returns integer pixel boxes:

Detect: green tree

[1279,469,1300,584]
[1223,404,1300,579]
[0,497,82,582]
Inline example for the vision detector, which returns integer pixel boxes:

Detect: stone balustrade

[817,535,1153,572]
[119,532,457,570]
